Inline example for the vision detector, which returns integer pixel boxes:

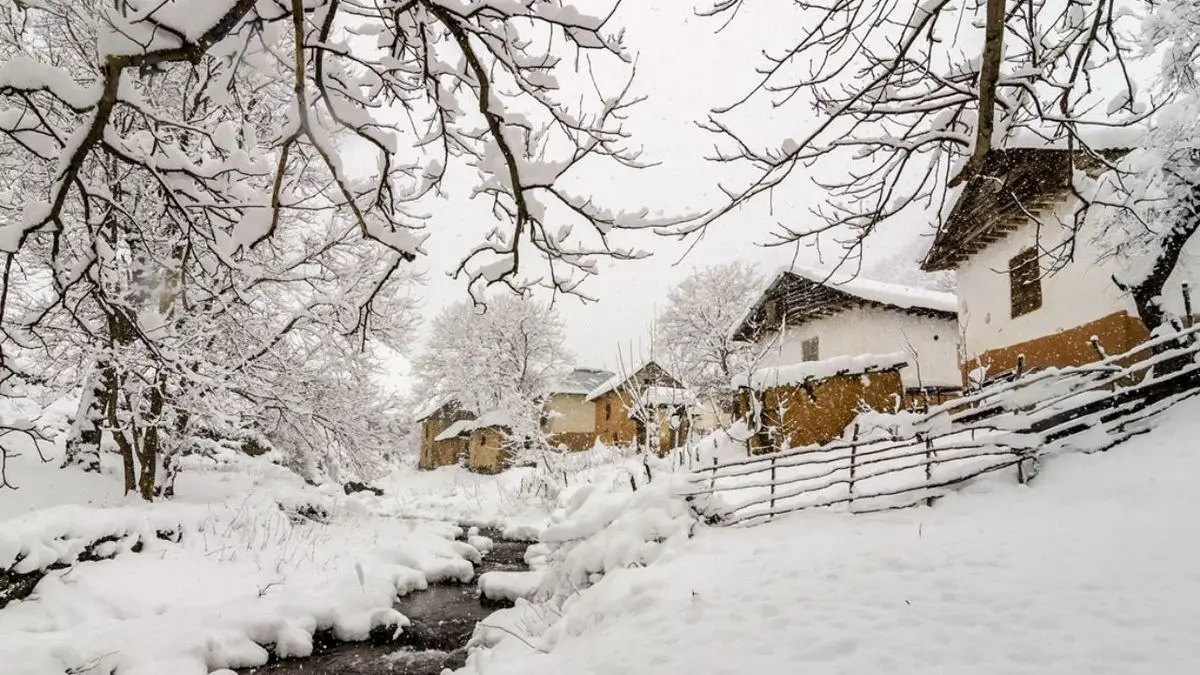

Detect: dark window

[801,337,819,362]
[1009,247,1043,318]
[605,402,612,421]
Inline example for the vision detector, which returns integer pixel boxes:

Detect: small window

[1009,247,1043,318]
[801,337,819,362]
[605,402,612,421]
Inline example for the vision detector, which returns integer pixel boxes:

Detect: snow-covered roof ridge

[731,353,909,390]
[585,360,683,401]
[781,263,957,314]
[547,367,617,395]
[639,385,696,408]
[433,419,474,442]
[732,263,957,342]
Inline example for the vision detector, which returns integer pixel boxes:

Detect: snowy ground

[0,411,661,675]
[0,436,489,675]
[462,398,1200,675]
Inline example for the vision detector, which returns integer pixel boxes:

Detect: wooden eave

[922,148,1128,272]
[733,273,956,343]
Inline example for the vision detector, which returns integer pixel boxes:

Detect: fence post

[1015,354,1025,380]
[709,455,717,491]
[769,456,777,520]
[848,424,858,510]
[1089,336,1108,360]
[1184,282,1194,329]
[923,433,935,507]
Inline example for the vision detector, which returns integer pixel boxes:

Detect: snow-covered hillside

[464,397,1200,675]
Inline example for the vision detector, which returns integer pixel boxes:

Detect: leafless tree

[684,0,1147,275]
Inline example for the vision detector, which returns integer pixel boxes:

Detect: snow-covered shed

[416,399,473,470]
[732,264,962,394]
[541,368,614,452]
[920,147,1200,383]
[585,361,695,454]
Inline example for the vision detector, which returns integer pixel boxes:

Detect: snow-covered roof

[546,368,616,395]
[731,353,909,391]
[639,386,696,408]
[471,409,514,430]
[921,147,1130,271]
[732,264,956,342]
[585,361,682,401]
[433,419,474,442]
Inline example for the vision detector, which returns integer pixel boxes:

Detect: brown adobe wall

[593,391,639,446]
[419,418,467,470]
[467,427,511,474]
[548,431,599,452]
[740,369,905,454]
[964,310,1150,382]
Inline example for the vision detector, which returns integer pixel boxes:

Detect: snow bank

[0,502,201,578]
[0,453,487,675]
[457,395,1200,675]
[479,570,546,603]
[731,352,909,389]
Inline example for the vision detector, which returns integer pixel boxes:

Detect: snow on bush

[0,502,200,580]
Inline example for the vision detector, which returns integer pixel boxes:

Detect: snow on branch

[684,0,1148,266]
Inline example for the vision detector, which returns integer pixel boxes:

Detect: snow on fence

[686,326,1200,526]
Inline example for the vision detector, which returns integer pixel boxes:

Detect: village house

[585,361,696,454]
[729,265,961,452]
[541,368,614,451]
[734,265,962,401]
[416,399,473,470]
[920,147,1200,384]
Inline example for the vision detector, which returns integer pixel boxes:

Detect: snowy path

[468,400,1200,675]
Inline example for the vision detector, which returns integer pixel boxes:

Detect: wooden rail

[686,329,1200,526]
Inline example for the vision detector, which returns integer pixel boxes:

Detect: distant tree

[411,295,572,415]
[655,262,762,408]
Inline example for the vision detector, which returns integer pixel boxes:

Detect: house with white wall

[920,147,1200,384]
[541,368,613,451]
[732,264,962,401]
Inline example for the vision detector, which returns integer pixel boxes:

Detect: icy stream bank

[241,531,530,675]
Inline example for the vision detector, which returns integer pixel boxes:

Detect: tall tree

[411,294,572,415]
[685,0,1160,319]
[655,262,761,407]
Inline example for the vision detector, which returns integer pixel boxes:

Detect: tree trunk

[1122,185,1200,372]
[950,0,1006,187]
[62,369,103,473]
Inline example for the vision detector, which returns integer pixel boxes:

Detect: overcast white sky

[386,0,945,390]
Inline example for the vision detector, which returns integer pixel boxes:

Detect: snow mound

[479,570,546,603]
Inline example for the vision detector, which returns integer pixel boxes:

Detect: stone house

[416,400,473,470]
[733,264,962,406]
[920,147,1200,385]
[541,368,614,451]
[585,361,695,454]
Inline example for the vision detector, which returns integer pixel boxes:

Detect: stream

[241,528,531,675]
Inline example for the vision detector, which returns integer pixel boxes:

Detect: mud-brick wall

[966,310,1150,381]
[743,369,904,454]
[593,392,639,447]
[468,427,511,474]
[419,419,468,470]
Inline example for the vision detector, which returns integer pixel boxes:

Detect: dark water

[242,532,530,675]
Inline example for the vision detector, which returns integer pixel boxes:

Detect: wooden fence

[685,326,1200,526]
